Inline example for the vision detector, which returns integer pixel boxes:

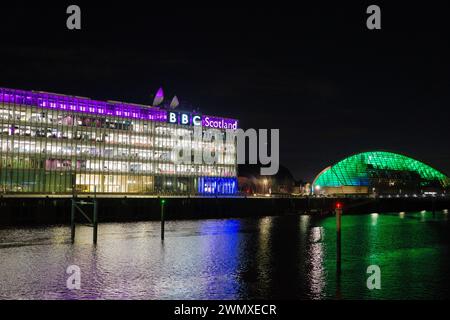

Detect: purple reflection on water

[1,214,448,299]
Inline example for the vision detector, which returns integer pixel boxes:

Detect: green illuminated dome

[313,151,449,195]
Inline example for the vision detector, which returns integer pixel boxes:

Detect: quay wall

[0,196,449,226]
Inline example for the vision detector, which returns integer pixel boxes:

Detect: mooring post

[432,196,436,218]
[93,198,98,244]
[336,202,342,275]
[161,199,166,241]
[71,198,76,243]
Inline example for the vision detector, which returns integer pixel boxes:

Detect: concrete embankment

[0,196,448,226]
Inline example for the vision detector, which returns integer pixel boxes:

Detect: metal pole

[336,207,342,275]
[71,198,76,243]
[71,172,76,244]
[93,199,98,244]
[432,197,436,218]
[161,200,165,241]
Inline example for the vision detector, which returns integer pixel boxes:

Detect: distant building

[238,164,299,195]
[312,151,449,196]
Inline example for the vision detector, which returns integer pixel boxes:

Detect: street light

[314,185,321,195]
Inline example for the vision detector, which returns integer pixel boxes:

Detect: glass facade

[313,151,449,195]
[0,87,238,195]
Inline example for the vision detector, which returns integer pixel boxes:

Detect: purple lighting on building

[0,87,238,128]
[0,87,168,122]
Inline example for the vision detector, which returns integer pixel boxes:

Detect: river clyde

[0,211,449,300]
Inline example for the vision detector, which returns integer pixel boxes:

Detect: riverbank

[0,196,449,226]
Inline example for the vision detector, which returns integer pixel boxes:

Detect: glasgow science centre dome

[312,151,450,196]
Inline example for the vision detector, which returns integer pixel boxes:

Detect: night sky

[1,3,450,181]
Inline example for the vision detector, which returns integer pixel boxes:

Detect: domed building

[312,151,449,196]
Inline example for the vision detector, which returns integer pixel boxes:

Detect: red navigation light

[336,202,343,209]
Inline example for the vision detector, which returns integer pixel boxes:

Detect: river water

[0,211,449,300]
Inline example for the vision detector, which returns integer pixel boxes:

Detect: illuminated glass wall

[313,151,449,194]
[198,177,238,195]
[0,88,237,195]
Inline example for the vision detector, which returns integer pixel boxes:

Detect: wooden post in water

[71,198,76,244]
[71,174,76,244]
[93,199,98,244]
[160,199,166,241]
[336,202,342,275]
[432,196,436,218]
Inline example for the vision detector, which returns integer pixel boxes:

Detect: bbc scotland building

[0,87,238,195]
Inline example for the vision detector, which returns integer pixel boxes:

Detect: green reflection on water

[319,211,450,299]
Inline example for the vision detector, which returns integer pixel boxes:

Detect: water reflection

[308,227,325,299]
[0,212,449,300]
[370,213,379,226]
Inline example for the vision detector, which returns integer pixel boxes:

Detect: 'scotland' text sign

[167,111,238,129]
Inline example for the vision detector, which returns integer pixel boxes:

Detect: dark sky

[1,3,450,181]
